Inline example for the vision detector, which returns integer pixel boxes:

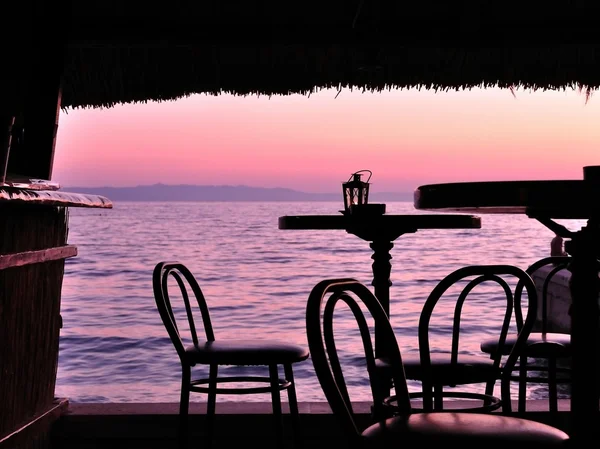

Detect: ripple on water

[56,201,576,403]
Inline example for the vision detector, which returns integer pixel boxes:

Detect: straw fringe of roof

[60,44,600,109]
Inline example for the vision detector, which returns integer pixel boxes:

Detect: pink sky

[53,87,600,193]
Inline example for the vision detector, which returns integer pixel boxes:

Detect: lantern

[342,170,372,213]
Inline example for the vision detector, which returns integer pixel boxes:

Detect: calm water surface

[56,201,581,403]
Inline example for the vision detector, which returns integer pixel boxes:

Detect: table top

[414,179,600,219]
[279,214,481,232]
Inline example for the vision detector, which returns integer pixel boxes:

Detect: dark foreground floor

[48,400,572,449]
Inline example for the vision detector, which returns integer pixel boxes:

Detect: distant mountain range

[63,184,413,202]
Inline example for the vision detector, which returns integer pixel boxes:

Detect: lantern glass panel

[344,189,353,209]
[358,186,369,205]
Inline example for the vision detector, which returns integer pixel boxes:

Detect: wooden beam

[0,245,78,271]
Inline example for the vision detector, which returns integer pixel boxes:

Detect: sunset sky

[53,87,600,193]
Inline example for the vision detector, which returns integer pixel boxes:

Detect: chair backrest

[306,278,411,444]
[417,265,538,411]
[152,261,215,363]
[513,256,571,333]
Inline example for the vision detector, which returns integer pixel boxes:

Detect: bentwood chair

[306,278,569,449]
[480,256,572,413]
[153,262,309,449]
[399,265,539,413]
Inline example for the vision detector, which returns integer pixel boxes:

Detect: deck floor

[51,400,573,449]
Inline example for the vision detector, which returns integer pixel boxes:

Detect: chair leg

[500,363,513,414]
[433,384,443,411]
[421,382,434,412]
[206,364,219,449]
[484,373,497,407]
[518,355,527,413]
[270,364,284,449]
[371,368,390,420]
[179,366,191,449]
[548,357,558,413]
[284,363,301,448]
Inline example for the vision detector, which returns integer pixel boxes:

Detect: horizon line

[61,183,413,194]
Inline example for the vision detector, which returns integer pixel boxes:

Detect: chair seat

[480,333,572,358]
[185,340,309,366]
[362,412,569,446]
[382,353,498,385]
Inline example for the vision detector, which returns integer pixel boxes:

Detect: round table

[278,213,481,357]
[414,167,600,445]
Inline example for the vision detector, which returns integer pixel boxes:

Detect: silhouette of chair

[153,261,309,449]
[397,265,538,413]
[306,278,569,448]
[480,256,572,412]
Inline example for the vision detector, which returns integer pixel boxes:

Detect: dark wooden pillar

[0,3,94,448]
[6,0,67,182]
[7,72,63,181]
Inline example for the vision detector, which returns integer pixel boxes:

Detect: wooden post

[1,116,14,183]
[6,0,66,182]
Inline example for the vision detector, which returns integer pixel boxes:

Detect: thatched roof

[6,1,600,110]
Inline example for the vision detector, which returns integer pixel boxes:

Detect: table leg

[565,221,600,445]
[369,239,394,358]
[369,239,395,414]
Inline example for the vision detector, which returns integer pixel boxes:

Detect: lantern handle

[348,170,372,183]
